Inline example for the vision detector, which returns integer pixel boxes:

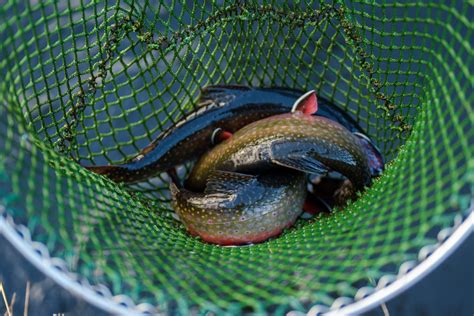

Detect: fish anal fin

[291,90,318,115]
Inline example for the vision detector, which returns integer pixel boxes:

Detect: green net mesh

[0,0,472,313]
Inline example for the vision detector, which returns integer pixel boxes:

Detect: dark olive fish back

[86,86,299,182]
[186,112,371,192]
[86,85,382,183]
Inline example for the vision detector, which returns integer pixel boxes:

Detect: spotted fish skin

[186,111,371,192]
[86,85,382,183]
[86,86,289,182]
[171,170,306,245]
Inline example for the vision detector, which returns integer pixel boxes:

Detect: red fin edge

[291,90,318,115]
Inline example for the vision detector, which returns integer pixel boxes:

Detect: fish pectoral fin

[271,155,329,175]
[204,170,258,195]
[269,141,329,175]
[211,128,233,145]
[291,90,318,115]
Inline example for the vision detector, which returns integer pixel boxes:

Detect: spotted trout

[171,170,306,245]
[185,91,372,193]
[86,85,383,183]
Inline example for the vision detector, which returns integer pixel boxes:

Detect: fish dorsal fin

[204,170,257,195]
[291,90,318,115]
[198,85,251,108]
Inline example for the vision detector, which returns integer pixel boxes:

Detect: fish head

[353,132,385,177]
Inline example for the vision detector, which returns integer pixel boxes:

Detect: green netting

[0,0,472,314]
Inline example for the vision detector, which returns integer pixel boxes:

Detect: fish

[85,85,383,183]
[170,169,306,245]
[185,91,372,194]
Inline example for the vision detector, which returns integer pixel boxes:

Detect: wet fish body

[86,85,383,182]
[173,91,370,245]
[186,111,372,193]
[171,170,306,245]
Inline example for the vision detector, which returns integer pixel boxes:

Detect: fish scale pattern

[0,0,472,314]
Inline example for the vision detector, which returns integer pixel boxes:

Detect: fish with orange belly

[171,91,371,245]
[171,169,307,245]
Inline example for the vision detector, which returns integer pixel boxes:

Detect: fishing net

[0,0,472,314]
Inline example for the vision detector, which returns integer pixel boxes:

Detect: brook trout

[185,91,371,193]
[171,170,306,245]
[86,86,383,183]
